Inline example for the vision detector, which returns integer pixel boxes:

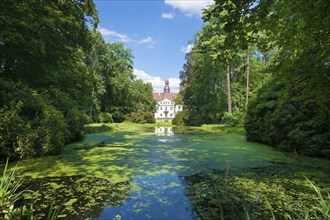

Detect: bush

[172,110,189,126]
[245,80,330,158]
[111,108,125,123]
[125,112,155,124]
[97,112,114,123]
[42,88,88,142]
[222,112,242,127]
[0,81,67,159]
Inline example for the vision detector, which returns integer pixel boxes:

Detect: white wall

[155,99,183,120]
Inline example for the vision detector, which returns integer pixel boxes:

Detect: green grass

[85,122,245,135]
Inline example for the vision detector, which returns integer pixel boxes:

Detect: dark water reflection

[100,174,191,220]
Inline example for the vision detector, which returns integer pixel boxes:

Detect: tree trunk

[226,63,232,114]
[89,87,95,117]
[245,51,250,114]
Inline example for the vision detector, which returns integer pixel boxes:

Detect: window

[160,113,162,117]
[160,107,162,110]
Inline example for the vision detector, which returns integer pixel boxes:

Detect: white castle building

[153,80,183,121]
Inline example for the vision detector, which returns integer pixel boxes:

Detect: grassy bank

[84,122,245,135]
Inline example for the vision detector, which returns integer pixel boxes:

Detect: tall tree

[226,64,232,114]
[245,49,250,113]
[0,0,98,87]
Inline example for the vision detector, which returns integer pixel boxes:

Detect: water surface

[19,127,330,219]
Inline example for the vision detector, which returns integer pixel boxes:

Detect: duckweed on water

[5,125,330,219]
[183,163,330,219]
[21,175,131,219]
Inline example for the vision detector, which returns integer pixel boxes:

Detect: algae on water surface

[11,126,330,219]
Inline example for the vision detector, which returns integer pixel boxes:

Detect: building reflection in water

[154,127,173,136]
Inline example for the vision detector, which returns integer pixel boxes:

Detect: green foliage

[208,0,330,158]
[307,179,330,219]
[245,80,284,145]
[41,88,88,143]
[111,107,125,123]
[0,0,99,160]
[245,80,330,158]
[172,110,189,126]
[197,0,330,158]
[125,112,155,124]
[0,80,67,159]
[0,0,98,87]
[131,80,156,113]
[184,166,330,220]
[179,31,269,126]
[85,35,155,121]
[179,50,227,125]
[0,159,25,219]
[0,1,155,160]
[97,112,114,123]
[222,112,242,127]
[0,159,60,219]
[260,178,330,220]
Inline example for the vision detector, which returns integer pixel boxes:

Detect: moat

[17,127,330,219]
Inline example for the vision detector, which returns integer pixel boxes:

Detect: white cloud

[168,77,181,93]
[98,27,130,42]
[180,43,194,53]
[164,0,214,17]
[161,12,174,19]
[139,37,156,48]
[133,69,181,93]
[98,27,156,48]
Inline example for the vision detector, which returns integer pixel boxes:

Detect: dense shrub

[0,80,67,159]
[0,80,92,160]
[97,112,114,123]
[245,80,330,158]
[125,112,155,124]
[222,112,242,127]
[172,110,189,126]
[42,88,88,142]
[111,108,125,123]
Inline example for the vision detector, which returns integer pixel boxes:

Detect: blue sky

[95,0,213,92]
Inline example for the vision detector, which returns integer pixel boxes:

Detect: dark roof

[153,92,178,102]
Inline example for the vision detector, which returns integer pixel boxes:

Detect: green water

[17,127,330,219]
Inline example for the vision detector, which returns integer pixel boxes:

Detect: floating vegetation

[21,175,131,219]
[8,127,330,219]
[183,163,330,220]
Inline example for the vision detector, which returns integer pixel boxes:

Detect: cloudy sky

[95,0,213,92]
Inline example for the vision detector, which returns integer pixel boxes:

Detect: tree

[0,0,98,159]
[0,0,98,87]
[179,1,267,125]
